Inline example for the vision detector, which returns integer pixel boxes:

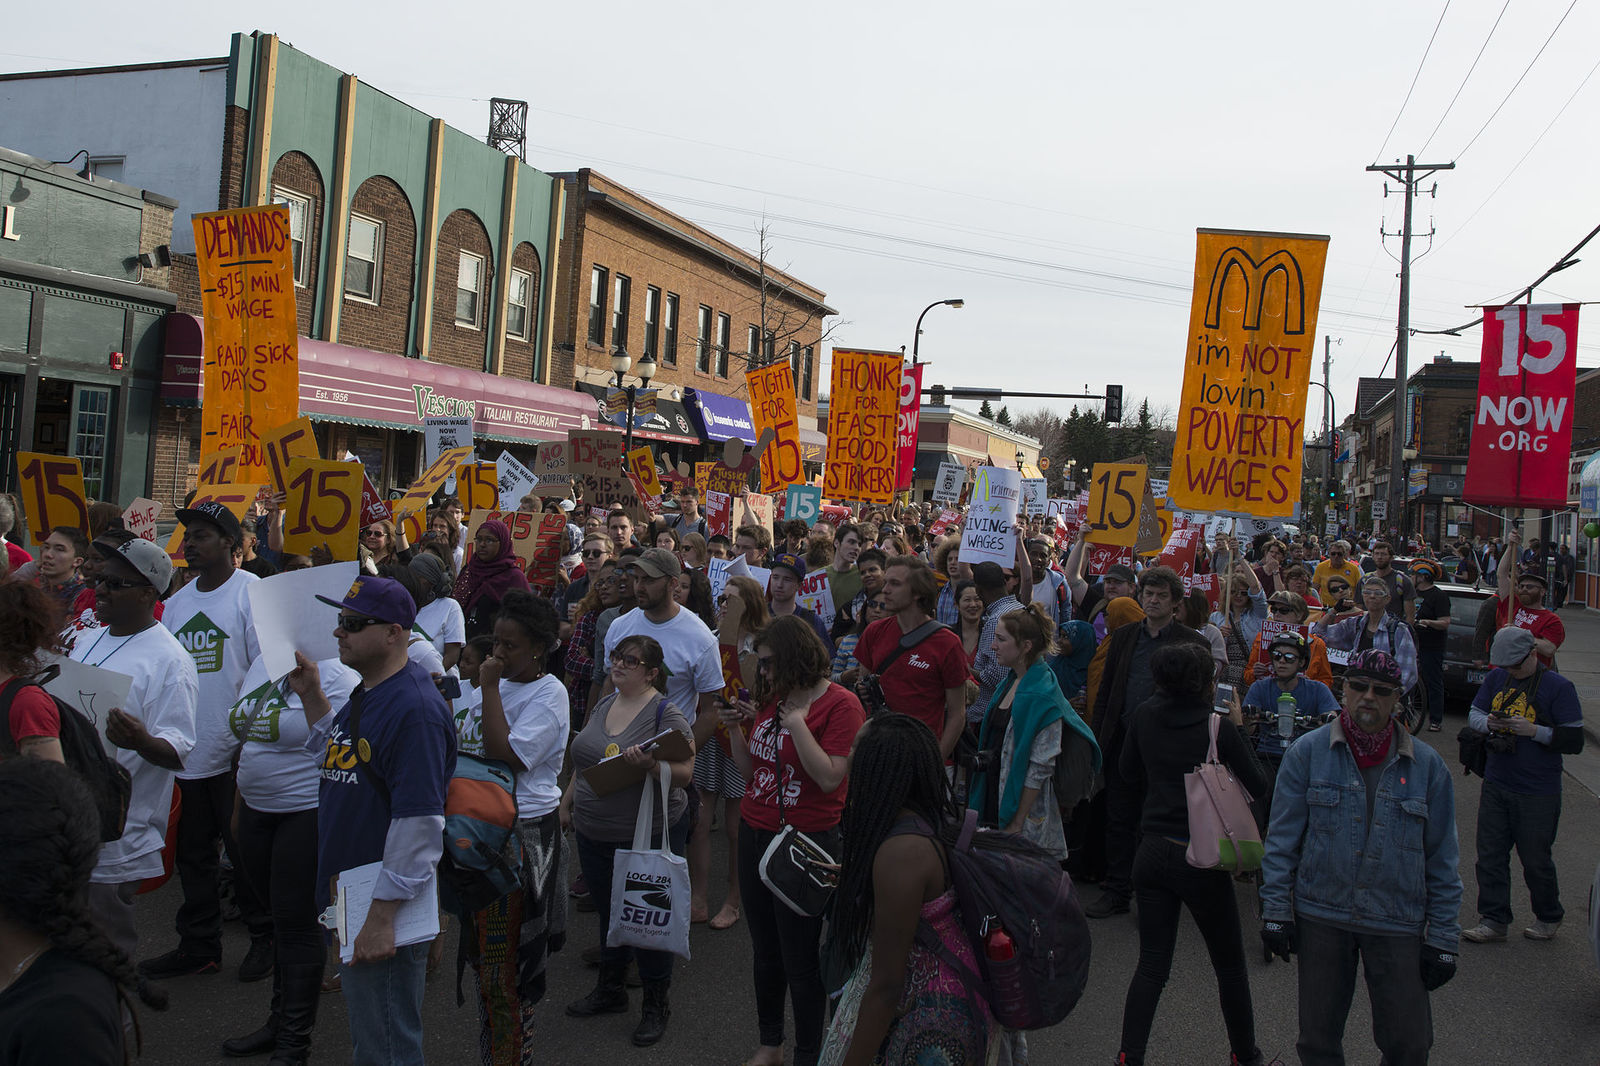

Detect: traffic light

[1327,486,1337,500]
[1330,429,1342,456]
[1104,384,1124,424]
[928,385,946,406]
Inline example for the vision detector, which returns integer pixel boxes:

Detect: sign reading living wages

[193,205,301,482]
[1168,229,1328,518]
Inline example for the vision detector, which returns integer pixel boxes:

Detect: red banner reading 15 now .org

[1464,303,1580,508]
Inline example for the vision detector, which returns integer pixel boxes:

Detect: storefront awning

[913,450,959,478]
[160,314,592,443]
[573,382,702,446]
[683,387,756,443]
[800,427,826,464]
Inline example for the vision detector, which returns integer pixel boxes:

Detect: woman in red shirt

[721,615,865,1066]
[0,580,66,762]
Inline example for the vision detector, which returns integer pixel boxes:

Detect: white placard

[1148,478,1170,498]
[959,466,1021,568]
[932,462,965,503]
[423,416,474,465]
[1022,478,1048,515]
[248,562,361,679]
[495,450,540,510]
[795,570,834,629]
[122,497,162,542]
[39,654,132,747]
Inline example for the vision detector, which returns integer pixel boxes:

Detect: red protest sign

[1259,618,1309,643]
[1086,543,1135,575]
[359,473,389,527]
[706,491,732,538]
[1186,571,1219,612]
[1156,527,1201,581]
[928,508,961,536]
[1465,303,1579,507]
[895,363,923,491]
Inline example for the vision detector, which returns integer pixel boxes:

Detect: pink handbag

[1185,714,1263,871]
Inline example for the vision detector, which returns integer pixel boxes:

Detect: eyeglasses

[582,549,608,559]
[1268,603,1298,615]
[865,601,887,611]
[362,529,385,538]
[609,652,644,669]
[338,614,387,633]
[1344,678,1397,698]
[95,575,147,591]
[1270,650,1301,663]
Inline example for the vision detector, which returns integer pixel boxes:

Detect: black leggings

[1119,836,1259,1065]
[235,804,323,970]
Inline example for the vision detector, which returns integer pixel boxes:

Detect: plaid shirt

[565,608,600,723]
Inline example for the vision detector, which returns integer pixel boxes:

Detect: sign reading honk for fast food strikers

[1169,229,1328,518]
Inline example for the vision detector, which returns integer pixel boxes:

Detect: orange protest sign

[396,445,474,520]
[745,363,804,492]
[197,445,244,487]
[1169,229,1328,517]
[626,446,663,499]
[464,509,566,593]
[456,462,499,515]
[193,205,301,482]
[823,349,900,504]
[262,417,319,496]
[281,458,363,560]
[1085,463,1147,547]
[694,462,713,505]
[166,484,262,561]
[15,452,89,545]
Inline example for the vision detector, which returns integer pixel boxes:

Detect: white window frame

[456,250,485,329]
[271,186,311,288]
[343,213,383,304]
[507,267,533,340]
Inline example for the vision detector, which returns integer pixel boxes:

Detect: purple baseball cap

[314,575,417,628]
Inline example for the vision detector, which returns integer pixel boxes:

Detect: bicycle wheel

[1395,690,1426,736]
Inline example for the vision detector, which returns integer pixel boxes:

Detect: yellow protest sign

[694,462,713,506]
[281,458,363,560]
[1085,462,1148,547]
[626,446,663,499]
[197,445,244,487]
[166,484,262,562]
[456,462,499,515]
[745,363,804,492]
[823,349,900,504]
[193,205,301,482]
[262,417,319,496]
[16,452,89,545]
[395,445,474,520]
[1170,229,1328,517]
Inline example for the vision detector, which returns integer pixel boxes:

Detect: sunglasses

[338,614,387,633]
[362,529,386,538]
[1327,585,1349,595]
[1270,650,1301,663]
[582,549,608,558]
[95,575,147,591]
[1344,678,1397,698]
[865,600,887,611]
[1268,603,1298,614]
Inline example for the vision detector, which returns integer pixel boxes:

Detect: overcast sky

[8,0,1598,429]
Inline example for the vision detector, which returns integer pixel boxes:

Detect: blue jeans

[1475,779,1564,926]
[1296,916,1431,1066]
[340,941,429,1066]
[574,809,691,985]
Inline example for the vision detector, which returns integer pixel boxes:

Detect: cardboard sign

[738,492,775,535]
[281,458,363,560]
[454,462,499,515]
[1022,478,1048,516]
[785,484,822,526]
[423,416,474,469]
[932,462,965,504]
[895,363,923,491]
[706,491,733,538]
[197,445,244,487]
[122,498,161,542]
[569,431,643,515]
[16,452,89,545]
[626,446,663,499]
[1169,228,1329,517]
[1086,542,1136,575]
[533,439,571,483]
[464,509,566,593]
[823,348,901,504]
[1133,484,1164,555]
[261,417,319,497]
[959,466,1021,567]
[1085,462,1148,547]
[395,445,474,521]
[694,461,714,506]
[193,205,301,480]
[745,363,805,493]
[795,570,834,629]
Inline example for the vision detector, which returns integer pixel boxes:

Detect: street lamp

[1015,448,1025,473]
[912,298,964,365]
[610,344,657,454]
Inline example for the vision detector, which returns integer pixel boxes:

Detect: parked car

[1436,581,1494,713]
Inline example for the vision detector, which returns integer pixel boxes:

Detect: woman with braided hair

[0,757,167,1064]
[819,713,995,1065]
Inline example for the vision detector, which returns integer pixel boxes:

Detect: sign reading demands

[959,466,1021,567]
[745,363,805,493]
[1464,303,1580,508]
[823,348,901,504]
[193,205,301,481]
[1169,229,1329,517]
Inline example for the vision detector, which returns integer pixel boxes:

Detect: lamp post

[912,298,964,366]
[1014,448,1025,473]
[610,344,657,454]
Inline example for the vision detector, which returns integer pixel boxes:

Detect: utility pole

[1322,336,1337,530]
[1367,155,1453,542]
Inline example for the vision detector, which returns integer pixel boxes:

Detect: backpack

[438,754,524,915]
[1,676,132,842]
[910,809,1091,1030]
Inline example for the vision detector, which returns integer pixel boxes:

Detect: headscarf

[409,553,453,600]
[1084,596,1146,722]
[451,519,529,612]
[1049,619,1097,699]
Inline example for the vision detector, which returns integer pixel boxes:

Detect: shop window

[788,341,801,382]
[70,386,112,500]
[696,305,712,372]
[271,187,311,287]
[764,330,775,362]
[663,293,679,365]
[716,313,731,378]
[456,251,484,328]
[746,325,759,367]
[507,268,532,340]
[589,266,608,346]
[643,285,660,359]
[344,214,383,303]
[802,346,814,400]
[612,274,631,350]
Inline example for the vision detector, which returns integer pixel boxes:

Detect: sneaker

[1461,922,1507,943]
[1085,892,1131,919]
[1524,920,1561,941]
[569,873,589,899]
[238,937,274,983]
[1427,722,1443,732]
[138,948,222,979]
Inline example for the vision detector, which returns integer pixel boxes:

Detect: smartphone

[1214,683,1236,714]
[436,675,462,700]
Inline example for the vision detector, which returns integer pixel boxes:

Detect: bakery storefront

[159,314,592,502]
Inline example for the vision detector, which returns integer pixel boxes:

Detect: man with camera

[1461,626,1583,944]
[852,556,968,759]
[1260,649,1461,1066]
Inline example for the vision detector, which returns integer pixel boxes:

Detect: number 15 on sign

[282,459,362,560]
[1086,463,1147,547]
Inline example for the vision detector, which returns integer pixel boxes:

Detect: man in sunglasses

[1241,632,1339,725]
[1261,648,1461,1066]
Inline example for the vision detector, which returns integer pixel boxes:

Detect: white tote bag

[606,763,691,959]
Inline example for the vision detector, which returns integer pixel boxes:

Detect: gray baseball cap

[1488,626,1536,668]
[94,537,174,593]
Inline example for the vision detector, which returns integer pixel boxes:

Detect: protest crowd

[0,421,1588,1066]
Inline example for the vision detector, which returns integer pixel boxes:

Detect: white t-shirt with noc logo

[229,655,359,813]
[162,568,261,780]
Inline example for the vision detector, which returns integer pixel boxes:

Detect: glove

[1420,946,1457,991]
[1261,919,1297,962]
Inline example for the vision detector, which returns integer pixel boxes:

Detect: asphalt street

[132,608,1600,1065]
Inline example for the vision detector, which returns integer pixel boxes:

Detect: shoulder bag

[757,706,839,917]
[1185,713,1262,871]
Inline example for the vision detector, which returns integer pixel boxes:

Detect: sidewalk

[1552,605,1600,746]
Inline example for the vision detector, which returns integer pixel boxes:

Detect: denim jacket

[1261,718,1461,951]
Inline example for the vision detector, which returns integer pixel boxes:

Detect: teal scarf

[970,660,1093,826]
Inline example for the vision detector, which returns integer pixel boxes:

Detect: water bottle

[983,919,1027,1018]
[1277,692,1297,740]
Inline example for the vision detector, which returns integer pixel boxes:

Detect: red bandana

[1340,708,1394,769]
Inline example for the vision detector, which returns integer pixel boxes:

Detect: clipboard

[318,861,440,964]
[581,728,694,796]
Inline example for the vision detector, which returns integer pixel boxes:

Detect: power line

[1414,219,1600,336]
[1375,0,1453,162]
[1454,0,1581,160]
[1418,0,1512,154]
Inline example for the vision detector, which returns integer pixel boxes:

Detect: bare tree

[724,221,842,372]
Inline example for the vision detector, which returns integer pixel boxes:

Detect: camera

[860,673,889,715]
[1486,731,1518,755]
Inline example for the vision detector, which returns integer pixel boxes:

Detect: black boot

[566,961,629,1017]
[222,967,281,1057]
[632,979,670,1047]
[267,962,323,1065]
